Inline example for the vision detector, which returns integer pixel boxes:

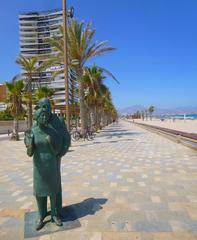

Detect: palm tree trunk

[27,91,33,129]
[86,108,91,128]
[104,113,107,126]
[100,111,103,129]
[90,109,93,128]
[11,117,19,141]
[97,110,101,130]
[27,78,33,129]
[95,107,99,130]
[94,106,97,126]
[78,71,87,133]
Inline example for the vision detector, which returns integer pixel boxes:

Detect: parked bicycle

[71,127,96,141]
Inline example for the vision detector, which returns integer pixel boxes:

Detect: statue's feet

[36,219,45,231]
[51,216,63,226]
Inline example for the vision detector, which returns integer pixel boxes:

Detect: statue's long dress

[49,115,71,214]
[32,125,60,197]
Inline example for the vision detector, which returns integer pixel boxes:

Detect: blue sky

[0,0,197,109]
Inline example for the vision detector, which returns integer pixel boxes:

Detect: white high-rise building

[19,9,78,111]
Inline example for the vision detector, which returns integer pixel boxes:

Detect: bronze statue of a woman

[24,99,70,230]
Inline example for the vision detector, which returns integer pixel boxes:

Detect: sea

[162,114,197,120]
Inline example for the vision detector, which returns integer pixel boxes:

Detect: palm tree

[83,65,105,127]
[83,65,118,129]
[145,109,148,121]
[34,86,54,101]
[148,105,155,120]
[16,56,39,128]
[100,85,117,126]
[34,86,55,111]
[6,80,24,140]
[68,20,116,132]
[141,111,145,121]
[45,19,116,132]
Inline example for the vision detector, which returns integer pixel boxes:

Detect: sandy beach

[133,118,197,134]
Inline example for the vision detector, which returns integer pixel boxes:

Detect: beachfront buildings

[19,9,78,113]
[0,84,7,111]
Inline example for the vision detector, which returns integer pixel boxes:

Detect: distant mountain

[118,105,145,115]
[154,106,197,115]
[118,105,197,115]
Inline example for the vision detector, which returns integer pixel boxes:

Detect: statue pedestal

[24,211,81,239]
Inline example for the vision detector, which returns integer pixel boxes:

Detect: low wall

[0,120,27,134]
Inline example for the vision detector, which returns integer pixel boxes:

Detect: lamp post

[62,0,74,131]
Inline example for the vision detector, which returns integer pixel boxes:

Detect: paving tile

[153,232,197,240]
[102,232,141,240]
[51,231,101,240]
[151,196,161,203]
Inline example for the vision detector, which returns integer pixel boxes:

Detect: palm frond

[97,66,120,84]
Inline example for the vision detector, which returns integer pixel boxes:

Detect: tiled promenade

[0,120,197,240]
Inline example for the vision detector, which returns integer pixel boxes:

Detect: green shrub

[0,109,26,120]
[0,109,13,120]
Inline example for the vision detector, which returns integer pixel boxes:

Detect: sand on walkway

[133,118,197,134]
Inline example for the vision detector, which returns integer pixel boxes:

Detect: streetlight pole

[62,0,70,131]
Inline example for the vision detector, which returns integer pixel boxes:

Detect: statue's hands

[46,135,51,143]
[24,129,34,148]
[24,129,34,157]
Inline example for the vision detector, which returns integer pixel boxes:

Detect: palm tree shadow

[61,198,108,222]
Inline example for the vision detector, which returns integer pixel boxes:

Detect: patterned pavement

[0,120,197,240]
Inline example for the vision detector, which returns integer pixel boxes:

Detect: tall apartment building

[19,9,78,112]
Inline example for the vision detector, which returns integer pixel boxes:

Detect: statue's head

[34,108,50,127]
[38,98,51,113]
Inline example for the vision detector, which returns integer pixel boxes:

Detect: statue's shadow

[24,198,107,239]
[61,197,107,221]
